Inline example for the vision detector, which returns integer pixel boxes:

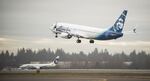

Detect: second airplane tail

[109,10,128,33]
[53,56,60,64]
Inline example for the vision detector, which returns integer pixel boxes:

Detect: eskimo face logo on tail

[115,18,124,31]
[111,10,127,33]
[54,56,59,64]
[54,60,58,64]
[113,17,124,32]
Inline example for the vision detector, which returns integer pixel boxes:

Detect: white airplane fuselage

[20,63,56,69]
[54,23,106,39]
[50,10,127,43]
[19,56,59,69]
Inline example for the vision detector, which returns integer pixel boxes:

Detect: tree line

[0,48,150,69]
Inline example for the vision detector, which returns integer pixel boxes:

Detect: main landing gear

[76,38,94,44]
[36,69,40,73]
[89,39,94,43]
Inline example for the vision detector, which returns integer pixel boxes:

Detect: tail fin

[53,56,60,64]
[109,10,128,32]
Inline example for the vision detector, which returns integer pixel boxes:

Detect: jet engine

[60,33,72,39]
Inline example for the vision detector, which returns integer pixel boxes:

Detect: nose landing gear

[76,38,81,43]
[55,33,58,38]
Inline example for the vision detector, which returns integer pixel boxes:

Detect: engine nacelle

[60,33,72,39]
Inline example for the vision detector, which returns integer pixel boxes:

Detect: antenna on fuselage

[133,28,136,33]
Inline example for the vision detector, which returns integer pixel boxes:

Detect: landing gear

[89,39,94,43]
[76,38,81,43]
[36,69,40,73]
[55,33,58,38]
[67,35,72,39]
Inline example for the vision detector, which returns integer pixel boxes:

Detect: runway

[1,69,150,73]
[0,74,150,81]
[0,69,150,81]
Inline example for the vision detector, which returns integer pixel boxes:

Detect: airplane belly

[71,30,98,39]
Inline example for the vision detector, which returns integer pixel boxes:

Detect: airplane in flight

[50,10,128,43]
[19,56,60,70]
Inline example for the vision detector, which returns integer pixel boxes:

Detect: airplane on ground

[50,10,128,43]
[19,56,60,70]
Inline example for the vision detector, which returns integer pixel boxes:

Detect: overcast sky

[0,0,150,54]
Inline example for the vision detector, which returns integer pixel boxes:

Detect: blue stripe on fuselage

[95,31,123,40]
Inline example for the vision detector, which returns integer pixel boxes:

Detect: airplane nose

[50,24,57,33]
[50,24,54,30]
[50,24,56,31]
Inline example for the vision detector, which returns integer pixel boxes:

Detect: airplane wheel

[89,40,94,43]
[76,39,81,43]
[67,35,72,39]
[55,33,58,38]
